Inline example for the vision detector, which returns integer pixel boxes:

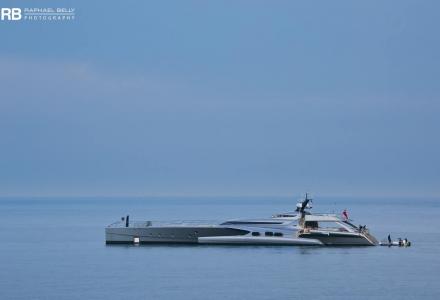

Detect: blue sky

[0,1,439,197]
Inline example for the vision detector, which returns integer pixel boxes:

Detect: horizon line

[0,193,438,199]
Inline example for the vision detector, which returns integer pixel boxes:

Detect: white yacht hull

[105,197,379,246]
[198,236,323,245]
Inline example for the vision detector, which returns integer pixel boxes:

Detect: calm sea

[0,196,439,300]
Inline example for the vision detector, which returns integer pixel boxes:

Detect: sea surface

[0,196,439,300]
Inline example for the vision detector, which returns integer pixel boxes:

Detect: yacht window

[221,221,284,225]
[252,232,260,236]
[305,221,319,229]
[265,232,274,236]
[275,214,296,218]
[316,222,347,231]
[274,232,283,237]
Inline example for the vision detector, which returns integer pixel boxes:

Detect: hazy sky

[0,1,439,197]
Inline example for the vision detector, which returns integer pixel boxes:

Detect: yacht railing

[108,220,221,228]
[308,213,339,217]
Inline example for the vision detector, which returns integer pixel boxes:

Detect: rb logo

[1,8,22,21]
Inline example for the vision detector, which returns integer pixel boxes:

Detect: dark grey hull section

[299,232,378,246]
[105,227,249,244]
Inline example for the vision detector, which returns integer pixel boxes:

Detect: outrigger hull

[105,226,249,244]
[198,236,323,245]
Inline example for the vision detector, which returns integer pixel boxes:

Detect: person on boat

[388,234,392,244]
[398,238,403,246]
[342,209,349,221]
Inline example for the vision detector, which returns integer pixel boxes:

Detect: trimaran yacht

[105,195,378,246]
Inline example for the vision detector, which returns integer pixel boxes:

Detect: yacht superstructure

[105,195,378,246]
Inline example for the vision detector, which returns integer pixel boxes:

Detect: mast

[298,193,312,228]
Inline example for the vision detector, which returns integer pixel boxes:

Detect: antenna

[300,192,312,213]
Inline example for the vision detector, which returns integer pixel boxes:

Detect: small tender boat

[379,238,412,247]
